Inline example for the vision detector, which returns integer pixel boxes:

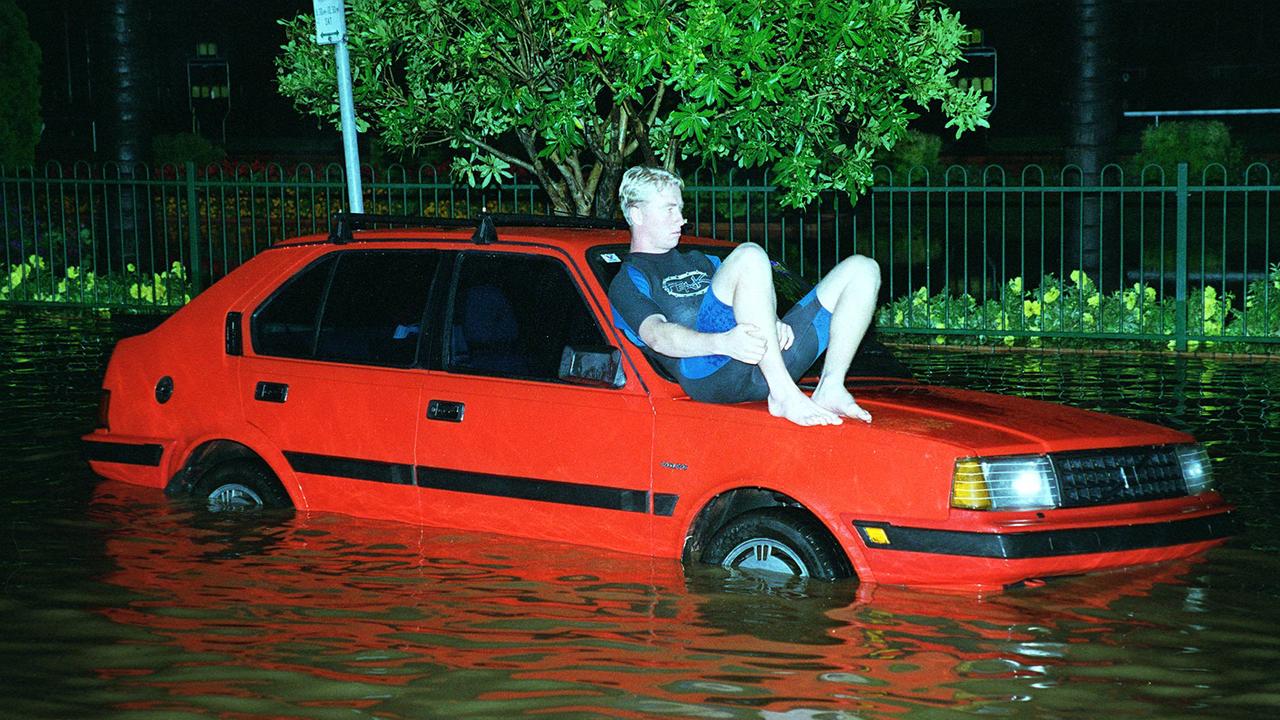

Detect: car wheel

[191,459,291,512]
[701,507,853,580]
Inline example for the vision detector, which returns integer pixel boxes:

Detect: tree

[1065,0,1116,276]
[0,0,41,167]
[104,0,151,166]
[277,0,989,218]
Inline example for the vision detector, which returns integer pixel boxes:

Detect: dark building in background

[20,0,333,162]
[948,0,1280,159]
[17,0,1280,165]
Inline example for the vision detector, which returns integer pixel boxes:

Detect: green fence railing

[2,160,1277,352]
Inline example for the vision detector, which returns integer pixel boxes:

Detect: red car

[82,214,1236,590]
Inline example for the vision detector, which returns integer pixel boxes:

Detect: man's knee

[817,255,880,310]
[720,242,773,282]
[847,254,881,292]
[726,242,770,267]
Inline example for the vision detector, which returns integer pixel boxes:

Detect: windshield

[589,243,911,382]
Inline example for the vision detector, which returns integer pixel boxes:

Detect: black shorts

[679,286,832,403]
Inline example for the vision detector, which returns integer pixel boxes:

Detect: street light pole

[313,0,364,212]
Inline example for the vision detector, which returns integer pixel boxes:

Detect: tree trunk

[1064,0,1116,279]
[104,0,149,167]
[103,0,152,269]
[592,162,623,220]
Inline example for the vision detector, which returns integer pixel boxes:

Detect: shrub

[876,267,1280,353]
[152,133,226,168]
[1,257,191,308]
[873,129,943,185]
[0,0,41,168]
[1129,121,1245,181]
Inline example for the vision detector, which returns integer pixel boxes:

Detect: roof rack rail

[327,211,628,245]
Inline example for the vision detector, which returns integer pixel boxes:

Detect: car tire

[191,459,291,512]
[701,507,853,580]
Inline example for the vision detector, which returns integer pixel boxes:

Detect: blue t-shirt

[608,249,724,380]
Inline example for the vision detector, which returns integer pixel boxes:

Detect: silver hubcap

[721,538,809,577]
[206,482,264,512]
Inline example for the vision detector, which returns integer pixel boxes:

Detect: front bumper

[851,507,1239,589]
[855,511,1239,559]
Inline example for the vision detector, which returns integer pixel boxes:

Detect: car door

[240,249,442,524]
[414,249,658,554]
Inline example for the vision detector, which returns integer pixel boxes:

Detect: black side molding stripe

[653,493,679,517]
[284,451,415,486]
[82,440,163,466]
[280,450,667,513]
[855,512,1239,559]
[417,465,649,513]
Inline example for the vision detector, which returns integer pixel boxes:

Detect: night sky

[15,0,1280,161]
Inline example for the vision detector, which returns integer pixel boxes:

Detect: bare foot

[813,378,872,423]
[768,389,843,426]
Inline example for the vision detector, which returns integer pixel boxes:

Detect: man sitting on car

[608,166,882,427]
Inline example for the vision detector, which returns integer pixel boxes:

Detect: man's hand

[719,323,767,364]
[776,320,794,351]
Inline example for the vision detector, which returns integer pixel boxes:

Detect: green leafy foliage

[878,266,1280,352]
[2,257,191,308]
[0,0,42,168]
[276,0,989,217]
[1129,121,1246,181]
[873,128,943,184]
[151,133,227,168]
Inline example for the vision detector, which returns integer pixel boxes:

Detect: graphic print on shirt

[662,270,710,298]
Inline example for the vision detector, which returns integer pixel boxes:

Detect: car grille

[1050,446,1187,508]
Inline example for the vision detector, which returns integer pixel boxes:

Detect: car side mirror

[558,346,625,388]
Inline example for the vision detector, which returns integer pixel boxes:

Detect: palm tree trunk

[105,0,149,166]
[1065,0,1116,279]
[103,0,151,267]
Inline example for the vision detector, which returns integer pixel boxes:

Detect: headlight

[1176,444,1215,494]
[953,444,1215,512]
[952,455,1060,511]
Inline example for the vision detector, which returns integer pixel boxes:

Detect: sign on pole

[313,0,345,45]
[313,0,364,212]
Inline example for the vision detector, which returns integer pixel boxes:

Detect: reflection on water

[4,309,1280,719]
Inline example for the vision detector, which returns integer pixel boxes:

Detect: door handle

[254,381,289,403]
[427,399,465,422]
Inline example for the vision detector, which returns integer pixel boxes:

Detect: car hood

[854,381,1189,456]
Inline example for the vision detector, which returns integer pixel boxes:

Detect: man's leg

[710,243,841,426]
[810,255,881,422]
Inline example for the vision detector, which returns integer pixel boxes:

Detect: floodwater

[3,308,1280,720]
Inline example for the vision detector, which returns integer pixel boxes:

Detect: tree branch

[645,84,666,128]
[460,133,537,173]
[583,163,604,207]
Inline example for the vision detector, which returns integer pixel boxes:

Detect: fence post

[185,161,204,294]
[1174,162,1188,352]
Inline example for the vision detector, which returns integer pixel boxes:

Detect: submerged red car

[82,214,1236,590]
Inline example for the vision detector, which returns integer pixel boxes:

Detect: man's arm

[638,314,769,365]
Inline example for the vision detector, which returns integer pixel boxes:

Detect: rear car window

[252,250,440,367]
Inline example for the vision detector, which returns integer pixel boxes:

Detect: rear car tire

[702,507,853,580]
[191,459,291,512]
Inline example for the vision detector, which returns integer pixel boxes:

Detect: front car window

[446,252,609,381]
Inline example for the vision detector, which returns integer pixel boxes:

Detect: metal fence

[3,160,1278,351]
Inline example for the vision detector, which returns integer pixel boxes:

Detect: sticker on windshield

[601,253,621,263]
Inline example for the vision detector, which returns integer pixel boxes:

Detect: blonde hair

[619,166,684,225]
